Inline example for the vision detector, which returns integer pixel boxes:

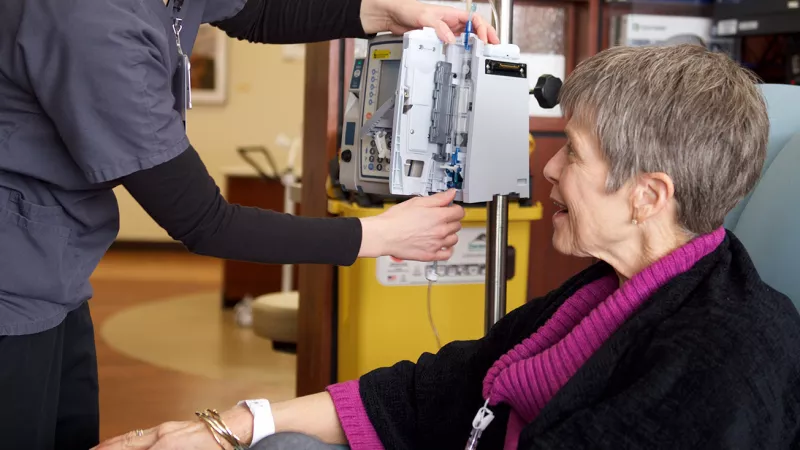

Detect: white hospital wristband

[238,399,275,444]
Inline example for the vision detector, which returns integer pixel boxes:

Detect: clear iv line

[464,399,495,450]
[425,198,452,350]
[426,280,442,349]
[424,3,478,350]
[462,9,497,448]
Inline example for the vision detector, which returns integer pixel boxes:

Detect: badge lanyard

[170,0,191,130]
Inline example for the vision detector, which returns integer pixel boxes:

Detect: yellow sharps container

[330,199,542,382]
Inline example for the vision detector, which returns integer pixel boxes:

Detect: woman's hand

[359,189,465,261]
[92,406,254,450]
[91,422,215,450]
[360,0,499,44]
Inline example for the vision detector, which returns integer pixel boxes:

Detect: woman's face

[543,119,633,258]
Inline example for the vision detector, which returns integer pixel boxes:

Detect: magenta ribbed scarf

[327,227,726,450]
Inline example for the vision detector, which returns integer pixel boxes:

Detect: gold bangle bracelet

[208,409,246,446]
[197,411,239,450]
[197,410,241,450]
[196,412,227,450]
[196,409,247,450]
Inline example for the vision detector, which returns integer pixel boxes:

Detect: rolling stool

[251,291,299,353]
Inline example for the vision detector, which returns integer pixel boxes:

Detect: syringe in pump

[447,4,475,187]
[425,4,477,285]
[455,3,477,146]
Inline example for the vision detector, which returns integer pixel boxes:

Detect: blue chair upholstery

[725,84,800,309]
[725,84,800,230]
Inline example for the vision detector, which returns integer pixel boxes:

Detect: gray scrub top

[0,0,245,336]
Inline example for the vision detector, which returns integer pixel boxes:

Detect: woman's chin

[551,222,587,258]
[551,229,572,255]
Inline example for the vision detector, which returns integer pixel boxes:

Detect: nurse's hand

[360,0,499,44]
[359,189,465,261]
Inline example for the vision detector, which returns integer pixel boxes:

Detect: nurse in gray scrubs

[0,0,497,448]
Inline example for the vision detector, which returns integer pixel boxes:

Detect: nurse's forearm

[213,0,369,44]
[186,202,363,265]
[121,145,364,266]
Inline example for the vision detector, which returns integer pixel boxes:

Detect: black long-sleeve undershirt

[213,0,372,44]
[122,0,371,265]
[121,146,362,266]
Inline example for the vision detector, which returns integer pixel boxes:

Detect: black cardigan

[358,231,800,449]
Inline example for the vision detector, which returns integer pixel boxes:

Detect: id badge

[172,15,191,131]
[175,54,192,130]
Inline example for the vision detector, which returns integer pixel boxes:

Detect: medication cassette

[339,28,553,204]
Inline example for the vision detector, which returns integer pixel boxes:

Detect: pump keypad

[361,135,391,178]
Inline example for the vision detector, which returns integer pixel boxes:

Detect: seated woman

[95,44,800,450]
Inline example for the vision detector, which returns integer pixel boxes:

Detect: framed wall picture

[191,24,227,104]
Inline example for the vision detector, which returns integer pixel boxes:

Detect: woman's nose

[543,147,564,185]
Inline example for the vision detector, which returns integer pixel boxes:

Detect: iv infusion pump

[339,27,554,204]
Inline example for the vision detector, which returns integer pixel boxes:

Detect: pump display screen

[377,60,400,108]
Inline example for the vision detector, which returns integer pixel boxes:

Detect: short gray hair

[559,44,769,235]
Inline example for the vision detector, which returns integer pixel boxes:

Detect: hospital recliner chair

[724,84,800,309]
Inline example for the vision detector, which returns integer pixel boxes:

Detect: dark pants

[0,302,99,450]
[251,432,347,450]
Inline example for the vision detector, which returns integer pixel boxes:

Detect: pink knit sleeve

[326,380,385,450]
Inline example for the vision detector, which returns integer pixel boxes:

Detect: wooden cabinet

[221,171,300,308]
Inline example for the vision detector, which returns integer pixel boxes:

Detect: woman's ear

[630,173,675,223]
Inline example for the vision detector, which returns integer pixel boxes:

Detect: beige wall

[114,38,306,241]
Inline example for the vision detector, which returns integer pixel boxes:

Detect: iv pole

[485,194,508,333]
[484,0,513,334]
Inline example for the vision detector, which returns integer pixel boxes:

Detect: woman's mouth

[552,199,569,220]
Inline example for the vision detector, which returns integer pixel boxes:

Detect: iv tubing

[425,3,477,350]
[487,0,498,31]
